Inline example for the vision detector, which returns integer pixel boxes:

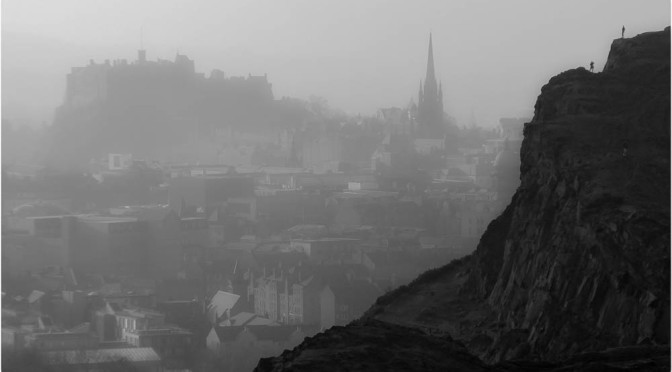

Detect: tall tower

[416,33,445,139]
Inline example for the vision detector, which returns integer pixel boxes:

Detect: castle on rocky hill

[47,50,308,169]
[62,50,273,111]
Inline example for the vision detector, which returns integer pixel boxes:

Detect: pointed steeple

[438,81,444,117]
[416,32,445,139]
[425,33,436,87]
[422,33,438,104]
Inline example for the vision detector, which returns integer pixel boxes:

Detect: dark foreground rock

[256,319,494,372]
[256,27,671,371]
[257,324,669,372]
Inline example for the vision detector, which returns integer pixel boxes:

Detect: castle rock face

[255,27,671,371]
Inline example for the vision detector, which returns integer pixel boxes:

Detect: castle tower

[417,33,445,139]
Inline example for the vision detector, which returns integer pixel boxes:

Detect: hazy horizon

[2,0,670,129]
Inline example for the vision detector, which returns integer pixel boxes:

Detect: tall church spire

[438,81,444,117]
[425,33,436,86]
[416,33,445,140]
[422,33,438,102]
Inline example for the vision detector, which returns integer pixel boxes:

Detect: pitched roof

[212,326,246,342]
[116,306,164,319]
[223,311,279,327]
[208,291,240,318]
[227,312,257,326]
[28,290,45,304]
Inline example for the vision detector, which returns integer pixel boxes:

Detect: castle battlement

[63,50,273,110]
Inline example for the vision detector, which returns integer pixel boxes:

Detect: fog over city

[3,0,669,128]
[2,1,670,372]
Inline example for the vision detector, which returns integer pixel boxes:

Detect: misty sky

[2,0,670,128]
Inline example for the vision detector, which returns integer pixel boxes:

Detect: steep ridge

[256,27,670,371]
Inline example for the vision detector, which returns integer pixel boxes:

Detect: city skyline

[2,6,669,368]
[2,0,670,129]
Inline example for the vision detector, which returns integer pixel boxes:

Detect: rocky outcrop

[256,27,670,371]
[256,319,494,372]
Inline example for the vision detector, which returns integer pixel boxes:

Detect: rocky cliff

[256,27,670,371]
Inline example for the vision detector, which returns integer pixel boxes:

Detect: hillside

[256,27,671,371]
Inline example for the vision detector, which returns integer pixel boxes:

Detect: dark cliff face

[481,27,670,361]
[256,28,670,371]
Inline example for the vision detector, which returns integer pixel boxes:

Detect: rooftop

[208,291,240,318]
[43,347,161,364]
[291,238,359,243]
[29,331,94,340]
[125,326,192,336]
[334,190,399,199]
[77,215,138,223]
[225,312,278,327]
[116,307,164,319]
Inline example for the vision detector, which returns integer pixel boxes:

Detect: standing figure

[590,61,594,72]
[622,25,625,38]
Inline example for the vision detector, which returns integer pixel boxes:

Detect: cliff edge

[256,27,671,371]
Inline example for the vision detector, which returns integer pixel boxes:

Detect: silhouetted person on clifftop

[590,61,594,72]
[622,25,625,38]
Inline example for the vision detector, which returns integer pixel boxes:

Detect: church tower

[416,33,445,139]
